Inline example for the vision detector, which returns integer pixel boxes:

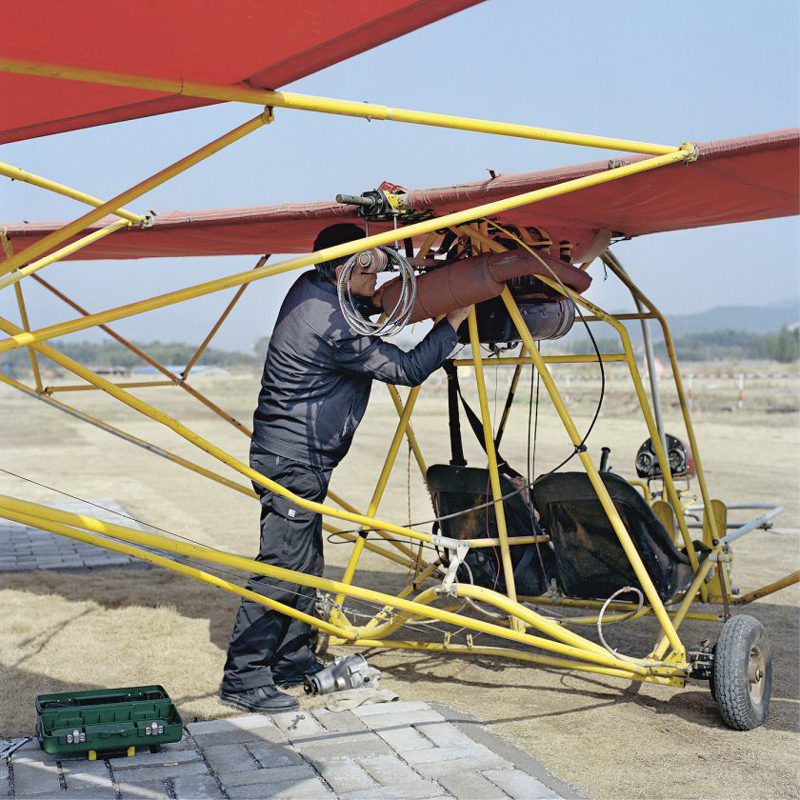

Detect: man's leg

[222,450,329,695]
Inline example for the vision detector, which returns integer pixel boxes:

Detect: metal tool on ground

[0,737,32,760]
[304,653,375,695]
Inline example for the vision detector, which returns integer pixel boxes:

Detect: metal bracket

[680,141,700,162]
[440,540,470,596]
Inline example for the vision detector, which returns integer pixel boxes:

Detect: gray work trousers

[222,445,331,692]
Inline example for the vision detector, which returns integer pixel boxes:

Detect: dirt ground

[1,367,798,800]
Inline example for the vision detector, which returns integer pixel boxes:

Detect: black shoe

[219,685,299,713]
[273,658,326,689]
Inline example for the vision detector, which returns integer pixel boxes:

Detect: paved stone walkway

[0,499,150,573]
[3,701,579,799]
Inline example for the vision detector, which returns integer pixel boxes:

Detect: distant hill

[664,298,800,338]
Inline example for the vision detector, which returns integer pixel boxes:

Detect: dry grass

[1,369,799,800]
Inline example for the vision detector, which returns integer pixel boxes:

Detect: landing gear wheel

[712,615,772,730]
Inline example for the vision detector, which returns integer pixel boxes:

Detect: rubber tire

[712,615,772,730]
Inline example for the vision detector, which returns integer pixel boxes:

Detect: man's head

[313,223,365,280]
[313,223,377,298]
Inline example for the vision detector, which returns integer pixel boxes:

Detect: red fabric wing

[2,128,797,261]
[0,0,481,144]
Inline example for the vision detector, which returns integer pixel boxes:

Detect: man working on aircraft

[221,223,470,712]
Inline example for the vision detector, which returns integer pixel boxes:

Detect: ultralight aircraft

[1,1,798,732]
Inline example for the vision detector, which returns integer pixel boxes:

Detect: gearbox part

[304,653,374,695]
[335,189,419,221]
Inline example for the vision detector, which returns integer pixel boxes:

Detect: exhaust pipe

[380,250,591,325]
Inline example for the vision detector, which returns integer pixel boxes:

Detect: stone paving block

[219,764,317,787]
[483,768,559,799]
[355,752,421,786]
[0,760,8,799]
[437,770,510,799]
[188,716,286,747]
[161,732,197,751]
[227,776,332,799]
[312,708,369,734]
[353,700,432,718]
[271,711,325,738]
[117,777,170,799]
[373,723,433,752]
[297,735,393,761]
[414,720,479,749]
[402,745,512,779]
[173,774,225,799]
[416,755,512,780]
[361,708,446,730]
[57,787,116,799]
[339,779,451,799]
[9,757,62,797]
[110,748,201,769]
[61,763,115,794]
[187,715,280,736]
[11,745,57,764]
[247,742,305,768]
[60,759,109,776]
[292,729,383,752]
[307,757,378,794]
[203,742,260,774]
[190,724,286,747]
[401,743,497,766]
[109,759,210,783]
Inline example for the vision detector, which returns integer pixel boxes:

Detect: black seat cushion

[426,464,554,596]
[534,471,691,602]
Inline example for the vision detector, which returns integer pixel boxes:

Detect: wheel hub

[747,644,766,703]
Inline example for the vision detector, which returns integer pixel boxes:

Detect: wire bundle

[337,246,416,336]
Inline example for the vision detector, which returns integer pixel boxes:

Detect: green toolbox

[35,685,183,759]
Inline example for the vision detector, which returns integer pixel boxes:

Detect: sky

[1,0,798,353]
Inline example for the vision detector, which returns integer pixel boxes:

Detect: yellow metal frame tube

[0,372,257,497]
[182,256,268,378]
[652,557,716,659]
[0,505,353,640]
[0,149,690,355]
[0,220,130,289]
[32,273,251,434]
[0,314,450,548]
[498,288,685,656]
[601,253,722,546]
[0,57,680,156]
[452,354,627,366]
[386,384,427,477]
[468,220,700,575]
[1,232,44,392]
[0,111,272,277]
[734,571,800,605]
[0,493,680,675]
[0,161,142,223]
[333,640,683,686]
[334,384,424,613]
[467,306,519,606]
[46,380,177,393]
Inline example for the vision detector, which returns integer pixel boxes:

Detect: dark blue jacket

[253,270,458,468]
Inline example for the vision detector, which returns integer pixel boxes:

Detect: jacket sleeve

[332,320,458,387]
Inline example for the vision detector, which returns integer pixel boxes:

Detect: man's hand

[369,283,387,312]
[446,306,470,332]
